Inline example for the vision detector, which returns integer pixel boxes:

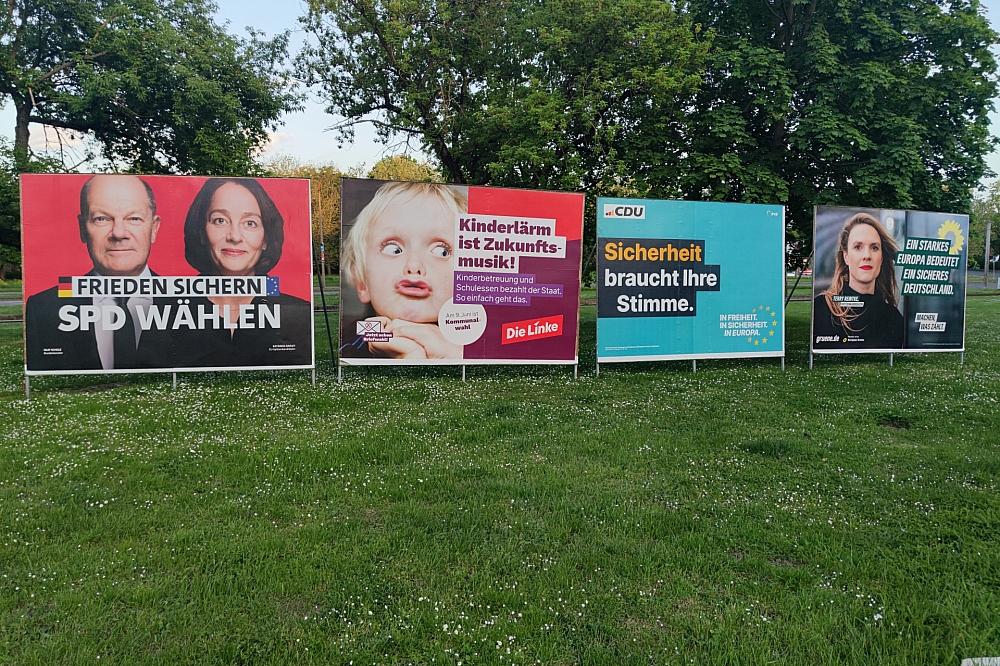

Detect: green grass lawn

[1,300,998,664]
[0,304,21,320]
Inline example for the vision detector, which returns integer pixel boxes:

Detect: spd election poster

[811,206,968,353]
[339,178,584,365]
[21,174,314,374]
[597,198,785,362]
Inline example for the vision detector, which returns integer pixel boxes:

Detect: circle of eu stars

[746,305,778,347]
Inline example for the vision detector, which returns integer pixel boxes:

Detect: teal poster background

[597,198,785,362]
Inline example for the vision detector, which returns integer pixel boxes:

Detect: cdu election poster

[597,198,785,362]
[811,206,968,353]
[21,174,314,374]
[339,178,584,365]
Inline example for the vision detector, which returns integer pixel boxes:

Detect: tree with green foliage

[1,0,298,174]
[683,0,999,264]
[298,0,708,267]
[298,0,513,183]
[368,155,440,182]
[0,140,60,279]
[297,0,707,190]
[300,0,997,271]
[970,181,1000,272]
[266,157,343,277]
[0,146,21,280]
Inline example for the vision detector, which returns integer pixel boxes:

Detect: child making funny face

[343,183,468,359]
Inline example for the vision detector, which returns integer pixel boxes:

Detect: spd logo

[603,203,645,219]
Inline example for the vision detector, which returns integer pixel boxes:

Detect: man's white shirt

[92,266,153,369]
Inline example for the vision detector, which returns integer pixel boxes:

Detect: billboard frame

[336,177,585,376]
[19,173,316,390]
[808,204,968,363]
[594,197,786,371]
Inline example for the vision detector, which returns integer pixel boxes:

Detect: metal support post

[573,364,578,380]
[337,363,342,384]
[889,353,894,367]
[24,375,30,401]
[311,368,317,386]
[781,357,785,372]
[172,372,177,390]
[692,359,697,373]
[985,221,992,288]
[808,352,813,370]
[462,365,466,382]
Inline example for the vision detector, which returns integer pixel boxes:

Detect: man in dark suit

[25,175,167,372]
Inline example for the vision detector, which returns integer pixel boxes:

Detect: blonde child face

[356,195,455,323]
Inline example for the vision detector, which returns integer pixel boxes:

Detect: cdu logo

[603,203,646,219]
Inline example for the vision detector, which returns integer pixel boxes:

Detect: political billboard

[21,174,314,375]
[811,206,968,353]
[597,198,785,362]
[339,178,584,365]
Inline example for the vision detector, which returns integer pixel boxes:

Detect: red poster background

[464,185,584,361]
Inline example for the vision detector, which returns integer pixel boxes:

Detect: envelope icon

[357,320,382,335]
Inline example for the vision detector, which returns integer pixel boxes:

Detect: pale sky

[208,0,398,170]
[3,0,1000,184]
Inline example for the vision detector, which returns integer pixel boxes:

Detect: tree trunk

[13,97,31,167]
[433,139,465,184]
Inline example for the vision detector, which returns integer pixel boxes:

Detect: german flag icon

[57,277,72,298]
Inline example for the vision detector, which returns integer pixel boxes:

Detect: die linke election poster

[597,198,785,362]
[339,178,584,365]
[811,206,968,354]
[21,174,314,375]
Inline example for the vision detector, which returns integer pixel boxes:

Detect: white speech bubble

[437,300,487,346]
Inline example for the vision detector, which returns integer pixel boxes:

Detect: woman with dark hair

[813,212,904,349]
[174,178,311,368]
[184,178,285,276]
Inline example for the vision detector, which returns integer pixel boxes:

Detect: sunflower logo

[937,219,964,256]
